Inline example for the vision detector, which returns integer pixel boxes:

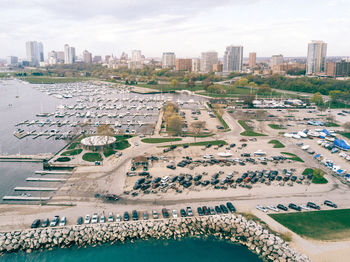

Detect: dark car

[31,219,41,228]
[220,204,229,214]
[162,208,170,218]
[277,204,288,211]
[215,206,222,214]
[288,203,302,211]
[77,216,83,225]
[123,211,130,221]
[230,143,236,148]
[186,207,193,216]
[324,200,337,208]
[132,210,139,221]
[180,209,187,217]
[307,202,320,210]
[166,165,176,170]
[50,216,60,227]
[202,206,210,215]
[41,218,49,227]
[197,207,204,216]
[226,202,236,213]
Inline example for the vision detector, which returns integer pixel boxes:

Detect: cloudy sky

[1,0,349,59]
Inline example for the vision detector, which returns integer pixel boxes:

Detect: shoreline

[0,214,309,262]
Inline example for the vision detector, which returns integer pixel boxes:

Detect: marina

[14,187,59,191]
[2,196,51,201]
[26,177,67,182]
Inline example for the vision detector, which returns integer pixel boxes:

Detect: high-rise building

[271,54,284,67]
[223,45,243,72]
[326,60,350,77]
[56,51,65,62]
[93,56,102,63]
[26,41,44,66]
[200,51,218,72]
[48,51,57,65]
[176,58,192,71]
[83,50,92,64]
[192,58,200,72]
[249,52,256,68]
[64,44,76,64]
[129,50,143,69]
[162,52,176,69]
[6,56,18,66]
[105,55,111,64]
[213,63,223,72]
[306,40,327,75]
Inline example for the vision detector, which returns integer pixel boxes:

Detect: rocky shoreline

[0,214,309,262]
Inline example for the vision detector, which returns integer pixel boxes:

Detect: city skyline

[1,0,350,58]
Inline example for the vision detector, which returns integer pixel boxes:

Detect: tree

[186,79,195,89]
[167,115,184,135]
[242,95,255,107]
[234,78,249,87]
[170,79,179,89]
[257,84,272,94]
[343,122,350,131]
[310,92,324,106]
[207,84,225,94]
[190,121,206,142]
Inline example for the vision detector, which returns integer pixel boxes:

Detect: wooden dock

[0,154,53,162]
[26,177,67,182]
[14,187,58,191]
[35,170,72,175]
[2,196,51,201]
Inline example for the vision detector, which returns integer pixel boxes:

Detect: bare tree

[190,121,206,142]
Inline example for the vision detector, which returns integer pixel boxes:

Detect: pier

[2,196,51,201]
[26,177,67,182]
[0,154,53,162]
[14,187,58,191]
[35,170,72,175]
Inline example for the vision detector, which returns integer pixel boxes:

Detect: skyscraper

[306,40,327,75]
[176,59,192,71]
[26,41,44,66]
[129,50,143,69]
[223,45,243,72]
[162,52,176,69]
[249,52,256,68]
[200,51,218,72]
[64,44,76,64]
[192,58,200,72]
[271,54,284,67]
[83,50,92,64]
[48,51,57,65]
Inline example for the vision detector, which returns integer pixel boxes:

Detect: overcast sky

[1,0,349,59]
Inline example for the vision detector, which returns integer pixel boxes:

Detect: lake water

[1,237,262,262]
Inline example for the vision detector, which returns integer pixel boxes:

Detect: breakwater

[0,214,309,262]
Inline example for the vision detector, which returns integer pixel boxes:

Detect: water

[1,238,262,262]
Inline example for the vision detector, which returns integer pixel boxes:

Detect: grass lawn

[136,83,204,92]
[325,122,340,127]
[184,133,214,138]
[163,140,227,147]
[238,120,267,136]
[210,106,230,130]
[20,76,93,84]
[302,168,328,184]
[268,140,285,148]
[61,149,83,156]
[82,153,103,162]
[281,152,304,162]
[141,138,182,143]
[103,148,116,157]
[340,132,350,139]
[114,135,133,140]
[270,209,350,240]
[268,124,286,130]
[56,157,71,162]
[114,140,131,150]
[67,142,80,150]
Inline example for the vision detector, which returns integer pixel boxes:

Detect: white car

[115,214,121,222]
[84,214,91,224]
[172,209,178,218]
[135,142,139,146]
[108,212,114,222]
[300,204,310,211]
[256,205,268,213]
[100,213,106,223]
[59,216,66,226]
[267,205,279,212]
[92,213,99,224]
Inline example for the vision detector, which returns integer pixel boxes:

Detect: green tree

[167,115,184,135]
[257,84,272,94]
[170,79,179,89]
[310,92,324,106]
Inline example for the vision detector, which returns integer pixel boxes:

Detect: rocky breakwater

[0,214,310,262]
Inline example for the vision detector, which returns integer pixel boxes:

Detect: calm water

[1,238,262,262]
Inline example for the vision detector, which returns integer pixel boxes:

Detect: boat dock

[14,187,58,191]
[35,170,73,175]
[2,196,51,201]
[0,154,53,162]
[26,177,67,182]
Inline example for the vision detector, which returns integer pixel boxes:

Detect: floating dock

[14,187,58,191]
[35,171,72,175]
[26,177,67,182]
[2,196,51,201]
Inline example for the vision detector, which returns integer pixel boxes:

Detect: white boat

[217,152,232,157]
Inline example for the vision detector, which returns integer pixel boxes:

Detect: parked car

[300,204,310,211]
[123,212,130,221]
[186,207,193,216]
[59,216,67,226]
[288,203,302,211]
[132,210,139,221]
[108,212,114,222]
[50,216,59,227]
[226,202,236,213]
[197,207,204,216]
[267,205,279,212]
[115,214,121,222]
[41,218,49,227]
[143,211,149,220]
[324,200,337,208]
[100,213,106,223]
[215,206,222,214]
[306,202,320,210]
[77,217,83,225]
[31,219,41,229]
[172,209,178,218]
[84,215,91,224]
[277,204,288,211]
[152,210,159,219]
[180,209,187,217]
[220,204,229,214]
[162,208,170,218]
[256,205,268,213]
[92,213,99,224]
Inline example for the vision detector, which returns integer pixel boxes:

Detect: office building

[200,51,218,72]
[271,54,284,67]
[249,52,256,68]
[64,44,76,64]
[306,40,327,75]
[6,56,18,66]
[162,52,176,69]
[129,50,143,69]
[93,56,102,63]
[48,51,58,65]
[176,58,192,71]
[223,45,243,72]
[326,60,350,77]
[105,55,111,64]
[192,58,200,72]
[213,63,223,72]
[25,41,44,66]
[83,50,92,64]
[272,62,306,75]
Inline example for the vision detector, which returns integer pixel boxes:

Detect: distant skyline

[1,0,350,58]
